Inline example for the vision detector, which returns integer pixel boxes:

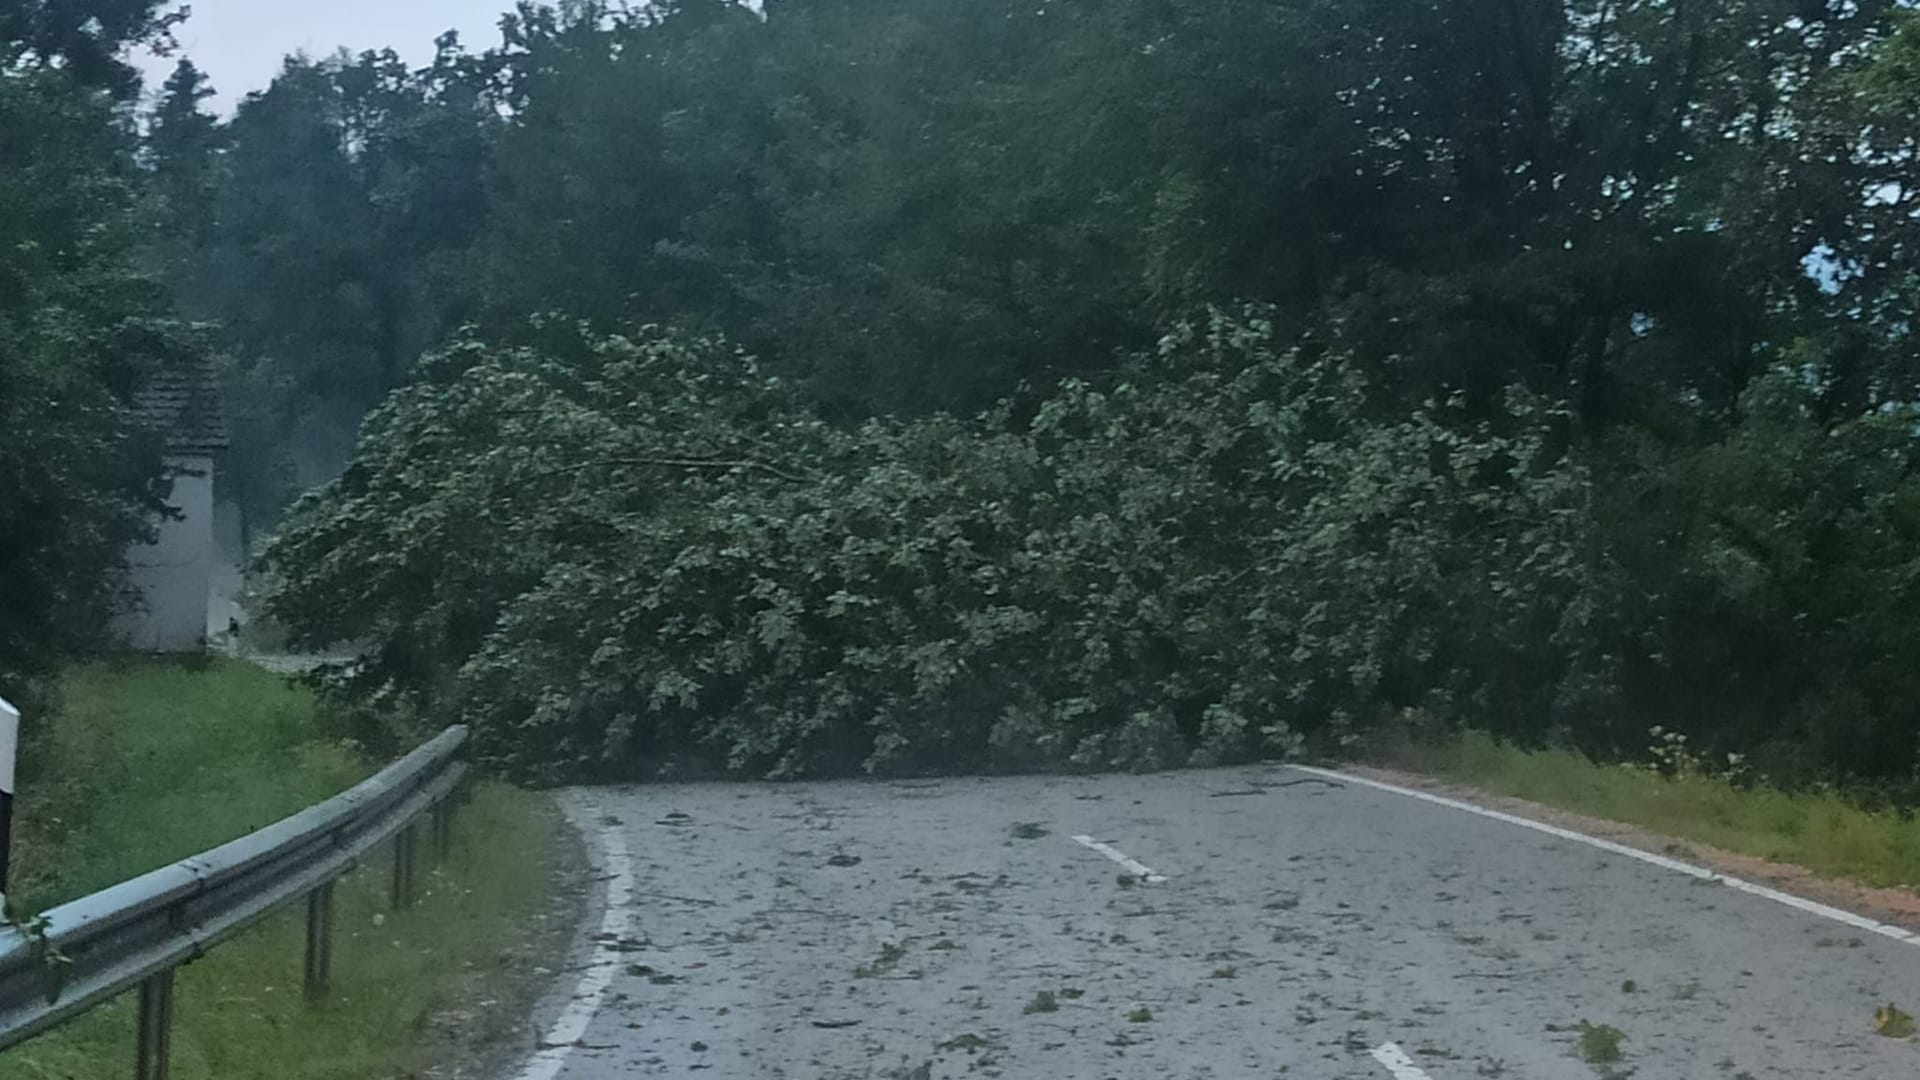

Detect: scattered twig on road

[631,890,720,907]
[1021,1019,1092,1038]
[537,1039,620,1051]
[757,906,862,921]
[1263,777,1344,789]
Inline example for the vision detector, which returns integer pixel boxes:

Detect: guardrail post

[431,799,453,865]
[390,825,417,909]
[135,968,174,1080]
[303,882,335,999]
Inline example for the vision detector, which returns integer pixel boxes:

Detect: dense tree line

[7,1,1919,788]
[161,0,1920,522]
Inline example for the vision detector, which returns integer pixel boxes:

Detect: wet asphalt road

[516,764,1920,1079]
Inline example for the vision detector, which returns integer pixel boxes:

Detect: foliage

[1591,369,1920,785]
[154,45,497,526]
[1874,1004,1915,1039]
[0,62,177,695]
[1576,1021,1626,1065]
[1820,11,1920,398]
[268,316,1587,780]
[0,0,186,99]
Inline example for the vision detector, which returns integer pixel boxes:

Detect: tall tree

[175,47,495,514]
[147,58,224,249]
[0,44,179,689]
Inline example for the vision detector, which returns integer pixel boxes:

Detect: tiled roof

[134,356,230,454]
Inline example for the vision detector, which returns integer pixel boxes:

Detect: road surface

[511,763,1920,1078]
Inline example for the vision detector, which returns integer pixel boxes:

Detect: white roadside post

[0,694,15,904]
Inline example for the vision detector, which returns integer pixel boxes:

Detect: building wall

[115,455,217,653]
[209,496,246,642]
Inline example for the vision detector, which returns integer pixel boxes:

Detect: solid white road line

[1070,834,1169,883]
[514,793,637,1080]
[1370,1041,1436,1079]
[1292,764,1920,948]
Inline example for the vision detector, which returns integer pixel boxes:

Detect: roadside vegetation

[0,661,570,1080]
[1377,731,1920,891]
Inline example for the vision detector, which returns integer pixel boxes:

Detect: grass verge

[0,659,573,1080]
[1375,730,1920,890]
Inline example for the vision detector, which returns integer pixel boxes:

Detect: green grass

[1378,731,1920,889]
[0,660,570,1080]
[9,660,366,910]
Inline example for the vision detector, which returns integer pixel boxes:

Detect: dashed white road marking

[515,793,636,1080]
[1070,834,1169,883]
[1293,764,1920,948]
[1370,1041,1435,1079]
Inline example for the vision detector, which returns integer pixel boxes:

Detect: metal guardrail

[0,725,469,1079]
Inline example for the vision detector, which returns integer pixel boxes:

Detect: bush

[1590,369,1920,789]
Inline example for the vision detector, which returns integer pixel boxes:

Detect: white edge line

[1070,834,1169,883]
[514,794,636,1080]
[1293,764,1920,947]
[1370,1041,1435,1080]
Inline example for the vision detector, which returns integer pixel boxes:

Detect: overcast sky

[135,0,515,111]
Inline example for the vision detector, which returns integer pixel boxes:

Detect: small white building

[114,359,232,653]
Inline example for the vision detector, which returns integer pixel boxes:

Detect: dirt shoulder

[1349,762,1920,935]
[417,793,594,1080]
